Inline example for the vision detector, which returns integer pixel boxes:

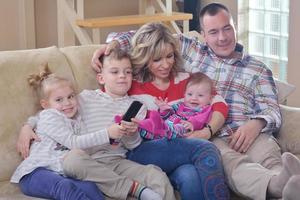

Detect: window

[238,0,289,80]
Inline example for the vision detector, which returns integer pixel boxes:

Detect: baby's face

[184,82,212,108]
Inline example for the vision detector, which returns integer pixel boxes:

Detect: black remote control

[122,101,143,122]
[110,101,143,145]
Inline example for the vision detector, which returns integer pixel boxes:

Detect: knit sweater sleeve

[37,109,110,149]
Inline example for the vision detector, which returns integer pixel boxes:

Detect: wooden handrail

[76,12,192,28]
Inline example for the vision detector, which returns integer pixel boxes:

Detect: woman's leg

[127,138,230,199]
[169,164,204,200]
[19,167,104,200]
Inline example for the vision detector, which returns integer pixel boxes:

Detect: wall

[287,0,300,106]
[0,0,299,106]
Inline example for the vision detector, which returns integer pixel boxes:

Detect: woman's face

[147,43,175,81]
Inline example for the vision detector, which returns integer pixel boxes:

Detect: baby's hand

[107,123,125,139]
[180,120,194,131]
[155,97,171,111]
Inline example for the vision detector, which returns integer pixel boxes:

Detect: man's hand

[91,41,120,72]
[229,119,266,153]
[17,124,40,159]
[187,128,211,140]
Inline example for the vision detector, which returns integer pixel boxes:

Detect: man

[90,3,300,200]
[187,3,300,200]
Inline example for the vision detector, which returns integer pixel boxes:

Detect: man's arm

[230,65,281,153]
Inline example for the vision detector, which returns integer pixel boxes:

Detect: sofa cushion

[277,105,300,159]
[0,46,74,182]
[275,79,296,104]
[60,45,102,92]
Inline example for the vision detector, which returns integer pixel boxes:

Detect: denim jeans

[127,138,230,200]
[19,167,104,200]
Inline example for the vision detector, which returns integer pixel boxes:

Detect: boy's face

[41,83,78,118]
[97,58,133,98]
[184,82,212,108]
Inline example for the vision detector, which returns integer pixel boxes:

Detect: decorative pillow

[275,79,296,104]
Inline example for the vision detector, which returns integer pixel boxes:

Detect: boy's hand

[120,118,139,136]
[17,124,41,159]
[155,97,171,111]
[107,123,126,139]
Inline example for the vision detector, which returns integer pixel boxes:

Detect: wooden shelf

[76,12,192,28]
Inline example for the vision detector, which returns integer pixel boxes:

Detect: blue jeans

[127,138,230,200]
[19,167,104,200]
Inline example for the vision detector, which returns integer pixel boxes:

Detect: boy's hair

[28,63,74,100]
[186,72,214,93]
[199,3,231,31]
[130,22,184,82]
[99,47,131,72]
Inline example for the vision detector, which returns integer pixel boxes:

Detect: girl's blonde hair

[28,63,74,100]
[130,22,184,82]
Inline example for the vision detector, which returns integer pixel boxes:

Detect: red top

[128,76,228,118]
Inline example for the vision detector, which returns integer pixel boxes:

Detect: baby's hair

[28,63,74,100]
[186,72,214,93]
[98,47,131,72]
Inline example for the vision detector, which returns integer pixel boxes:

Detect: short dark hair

[199,3,230,31]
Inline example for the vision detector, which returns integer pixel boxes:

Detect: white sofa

[0,42,299,200]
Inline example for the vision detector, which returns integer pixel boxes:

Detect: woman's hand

[187,128,211,140]
[91,41,121,72]
[17,124,40,159]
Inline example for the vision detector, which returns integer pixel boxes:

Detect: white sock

[139,188,162,200]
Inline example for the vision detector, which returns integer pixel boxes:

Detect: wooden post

[57,0,76,47]
[18,0,36,49]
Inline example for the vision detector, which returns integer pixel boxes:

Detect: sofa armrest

[277,105,300,159]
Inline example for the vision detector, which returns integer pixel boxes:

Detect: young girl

[11,65,104,200]
[139,72,214,140]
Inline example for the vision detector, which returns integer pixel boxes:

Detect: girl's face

[147,43,175,81]
[41,83,78,118]
[184,82,212,108]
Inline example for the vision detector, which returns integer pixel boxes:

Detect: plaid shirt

[108,32,281,137]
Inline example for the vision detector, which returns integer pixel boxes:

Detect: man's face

[202,9,237,58]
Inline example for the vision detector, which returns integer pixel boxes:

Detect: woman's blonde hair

[130,22,184,82]
[28,63,74,100]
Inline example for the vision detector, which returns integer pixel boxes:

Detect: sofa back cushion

[0,46,75,182]
[60,45,101,92]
